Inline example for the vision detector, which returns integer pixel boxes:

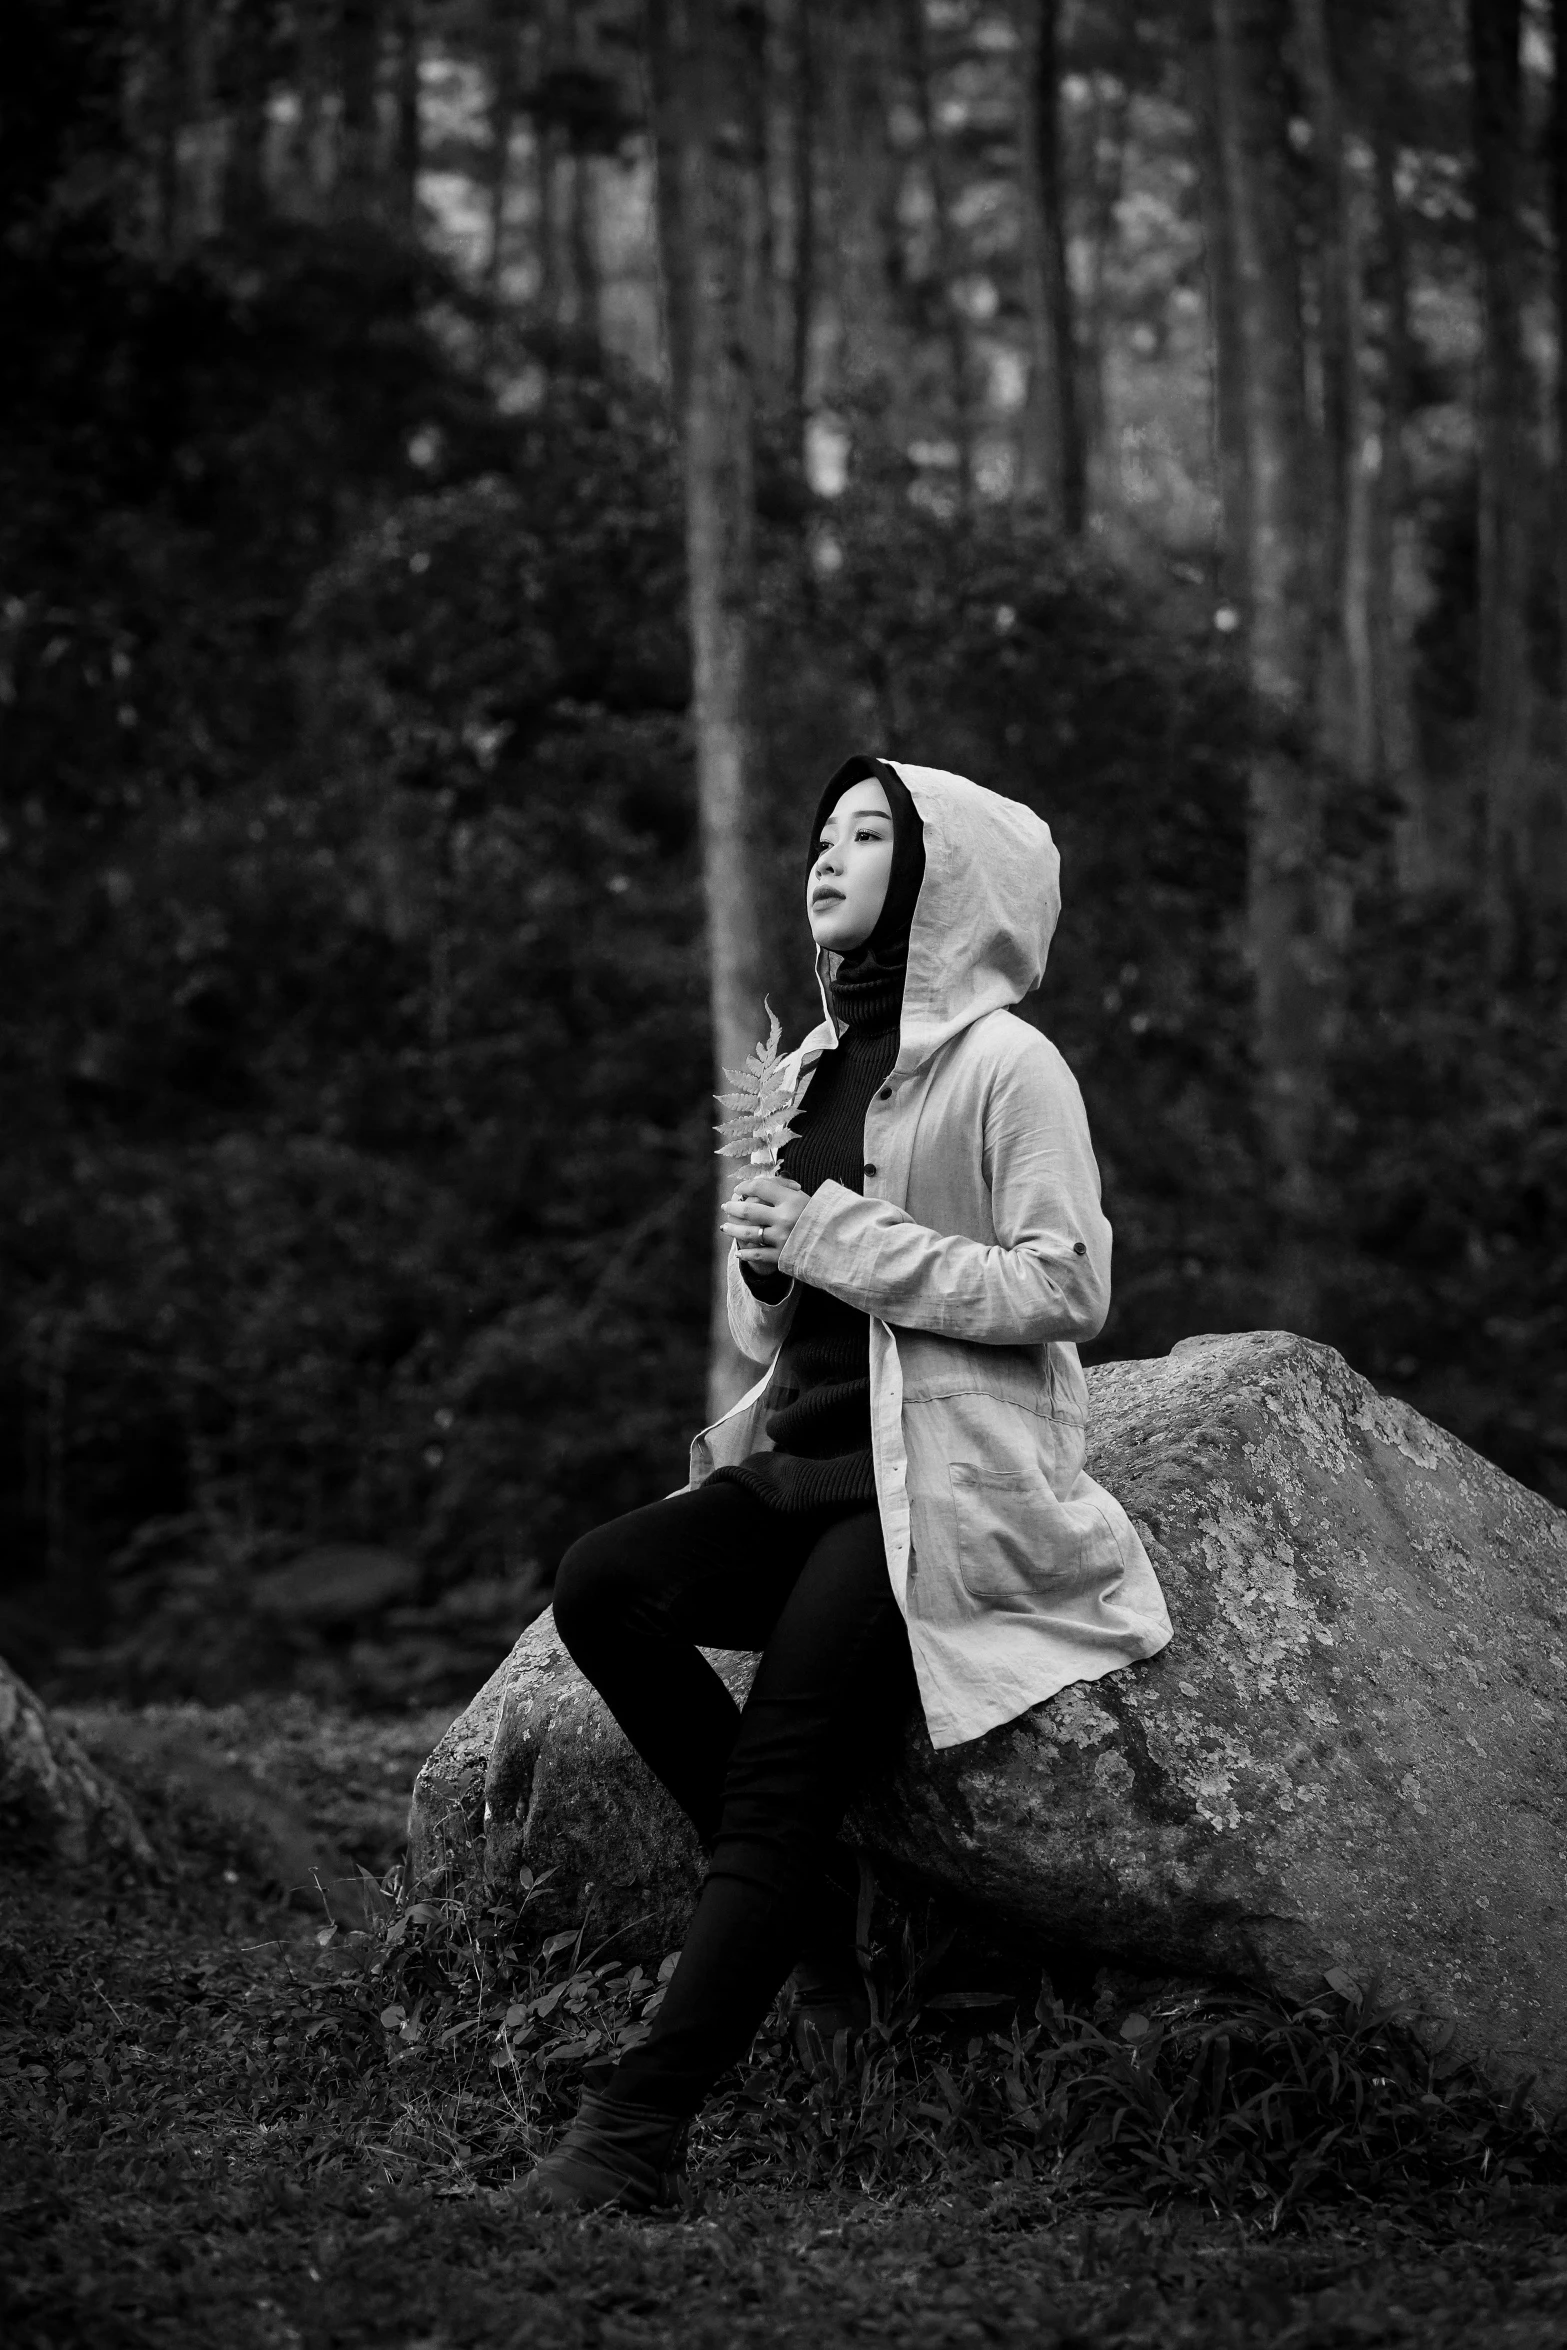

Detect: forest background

[2,0,1563,1719]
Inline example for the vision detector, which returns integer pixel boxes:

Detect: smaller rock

[252,1545,420,1629]
[0,1655,155,1870]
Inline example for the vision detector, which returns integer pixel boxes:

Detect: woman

[524,757,1172,2213]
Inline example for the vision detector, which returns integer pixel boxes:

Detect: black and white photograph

[3,0,1566,2342]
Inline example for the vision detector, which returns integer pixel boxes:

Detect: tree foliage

[0,0,1563,1698]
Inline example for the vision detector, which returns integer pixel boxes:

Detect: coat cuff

[775,1181,858,1288]
[726,1242,796,1364]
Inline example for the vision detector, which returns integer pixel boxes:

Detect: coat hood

[815,761,1061,1070]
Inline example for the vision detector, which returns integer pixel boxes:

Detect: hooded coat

[688,761,1173,1751]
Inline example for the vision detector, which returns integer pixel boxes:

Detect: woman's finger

[723,1190,775,1220]
[733,1171,799,1203]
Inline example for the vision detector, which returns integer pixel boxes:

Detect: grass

[5,1697,1567,2348]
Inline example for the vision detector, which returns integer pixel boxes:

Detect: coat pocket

[948,1461,1089,1604]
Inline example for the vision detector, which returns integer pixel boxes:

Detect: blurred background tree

[0,0,1561,1705]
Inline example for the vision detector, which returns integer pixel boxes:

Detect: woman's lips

[811,887,844,907]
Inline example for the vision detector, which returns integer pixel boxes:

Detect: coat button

[1073,1241,1087,1256]
[878,1087,892,1100]
[864,1162,878,1177]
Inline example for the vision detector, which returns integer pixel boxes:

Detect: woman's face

[806,779,893,953]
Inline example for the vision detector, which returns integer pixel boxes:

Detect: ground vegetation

[6,1703,1567,2348]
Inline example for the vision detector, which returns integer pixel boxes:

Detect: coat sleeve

[774,1034,1111,1346]
[726,1242,798,1364]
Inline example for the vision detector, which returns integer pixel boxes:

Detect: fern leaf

[713,1000,800,1172]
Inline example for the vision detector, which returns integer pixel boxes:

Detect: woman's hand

[720,1171,808,1273]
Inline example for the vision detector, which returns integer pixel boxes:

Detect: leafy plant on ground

[304,1865,1567,2221]
[7,1701,1567,2350]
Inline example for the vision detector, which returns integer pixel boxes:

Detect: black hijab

[808,754,926,975]
[805,756,926,1038]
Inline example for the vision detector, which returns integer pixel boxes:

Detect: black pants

[551,1479,916,2116]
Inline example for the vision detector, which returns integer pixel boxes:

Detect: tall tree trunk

[154,0,188,251]
[1211,0,1330,1323]
[646,0,769,1416]
[1553,0,1567,799]
[901,0,974,510]
[1185,0,1251,611]
[223,0,272,233]
[789,0,817,452]
[185,0,220,240]
[337,0,384,220]
[750,0,782,394]
[1017,0,1086,532]
[1468,0,1534,969]
[290,0,328,215]
[1368,51,1424,885]
[819,3,906,459]
[391,0,421,229]
[1293,0,1375,783]
[568,150,603,349]
[484,3,519,332]
[535,124,563,330]
[547,3,603,352]
[1080,0,1134,503]
[121,11,160,248]
[645,2,687,402]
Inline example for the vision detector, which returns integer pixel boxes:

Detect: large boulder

[409,1333,1567,2104]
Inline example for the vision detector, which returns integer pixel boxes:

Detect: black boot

[788,1946,872,2064]
[516,2089,687,2215]
[788,1846,873,2064]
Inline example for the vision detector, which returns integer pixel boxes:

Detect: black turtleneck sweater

[710,959,902,1514]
